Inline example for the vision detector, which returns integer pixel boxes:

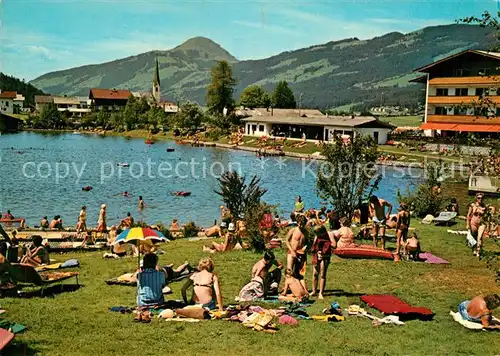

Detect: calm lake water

[0,132,419,227]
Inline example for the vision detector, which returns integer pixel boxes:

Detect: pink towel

[419,252,449,264]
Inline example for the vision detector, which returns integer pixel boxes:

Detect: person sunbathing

[458,294,500,329]
[203,223,241,253]
[281,268,308,300]
[40,216,49,229]
[136,253,167,308]
[170,219,180,232]
[404,232,421,260]
[181,257,223,311]
[334,217,356,249]
[120,212,134,229]
[20,235,49,267]
[203,224,223,238]
[49,215,63,230]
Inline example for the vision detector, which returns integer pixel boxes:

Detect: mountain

[30,24,496,108]
[0,73,45,106]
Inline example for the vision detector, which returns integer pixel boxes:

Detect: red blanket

[361,294,434,319]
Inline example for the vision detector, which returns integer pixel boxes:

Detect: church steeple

[153,56,161,102]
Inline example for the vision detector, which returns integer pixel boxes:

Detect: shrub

[182,221,200,238]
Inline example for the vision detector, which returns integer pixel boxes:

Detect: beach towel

[35,259,80,272]
[238,278,264,302]
[418,252,449,264]
[0,328,14,352]
[466,231,477,248]
[449,311,500,330]
[360,295,434,319]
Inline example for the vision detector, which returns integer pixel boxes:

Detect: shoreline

[19,128,470,171]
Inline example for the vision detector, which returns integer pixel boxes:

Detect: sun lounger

[7,264,79,296]
[433,212,457,226]
[35,259,80,272]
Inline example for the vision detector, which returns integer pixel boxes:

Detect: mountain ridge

[30,24,496,108]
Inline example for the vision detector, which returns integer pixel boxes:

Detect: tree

[239,85,271,108]
[458,11,500,118]
[316,135,381,222]
[147,105,166,131]
[272,81,296,109]
[207,60,236,115]
[110,112,124,131]
[35,102,64,129]
[96,110,110,129]
[172,101,204,131]
[214,171,267,222]
[123,95,140,130]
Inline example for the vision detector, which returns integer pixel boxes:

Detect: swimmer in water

[138,196,145,210]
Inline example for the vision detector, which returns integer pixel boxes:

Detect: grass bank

[2,221,499,355]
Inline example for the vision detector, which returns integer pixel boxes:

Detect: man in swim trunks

[286,214,308,291]
[294,196,305,214]
[369,195,392,250]
[458,294,500,328]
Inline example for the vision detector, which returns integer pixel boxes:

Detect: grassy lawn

[2,221,500,355]
[381,116,423,127]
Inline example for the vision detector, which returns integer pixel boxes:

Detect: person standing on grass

[310,224,335,299]
[97,204,107,233]
[394,203,411,259]
[285,214,308,292]
[369,195,392,250]
[467,193,486,257]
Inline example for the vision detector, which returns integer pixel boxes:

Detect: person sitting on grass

[458,294,500,329]
[20,235,49,267]
[181,257,223,311]
[281,268,308,300]
[404,232,421,261]
[136,253,167,308]
[203,223,241,253]
[239,251,283,301]
[334,217,356,249]
[170,219,180,232]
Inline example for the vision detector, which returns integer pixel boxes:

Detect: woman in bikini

[310,225,336,299]
[395,203,411,258]
[467,193,487,256]
[181,257,223,311]
[76,206,87,233]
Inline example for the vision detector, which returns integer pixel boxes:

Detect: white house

[242,115,394,144]
[0,91,18,114]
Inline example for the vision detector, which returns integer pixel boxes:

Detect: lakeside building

[0,90,25,114]
[88,88,131,111]
[239,107,393,144]
[35,95,92,117]
[412,49,500,137]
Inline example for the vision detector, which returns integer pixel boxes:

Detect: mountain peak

[173,36,238,62]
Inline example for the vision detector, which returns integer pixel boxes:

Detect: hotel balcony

[427,114,500,124]
[429,76,500,86]
[427,95,500,105]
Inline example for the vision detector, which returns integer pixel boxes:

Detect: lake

[0,132,419,227]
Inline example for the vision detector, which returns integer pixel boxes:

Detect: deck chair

[8,264,79,296]
[433,212,457,226]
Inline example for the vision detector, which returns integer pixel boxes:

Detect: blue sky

[1,0,497,80]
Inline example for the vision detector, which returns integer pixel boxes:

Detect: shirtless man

[120,212,134,229]
[369,195,392,250]
[286,215,308,291]
[281,268,308,300]
[252,251,283,295]
[395,203,411,257]
[138,196,145,210]
[40,216,49,229]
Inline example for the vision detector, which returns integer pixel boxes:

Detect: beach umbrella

[113,227,168,266]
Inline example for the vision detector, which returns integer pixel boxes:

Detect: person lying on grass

[203,223,242,253]
[181,257,223,311]
[20,235,49,267]
[281,268,308,300]
[458,294,500,329]
[136,253,167,308]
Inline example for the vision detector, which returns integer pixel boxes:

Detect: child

[281,268,308,300]
[404,232,421,261]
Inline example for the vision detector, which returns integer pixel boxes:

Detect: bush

[182,221,200,238]
[243,202,276,253]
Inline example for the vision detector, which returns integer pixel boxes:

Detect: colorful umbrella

[113,227,168,267]
[113,227,168,245]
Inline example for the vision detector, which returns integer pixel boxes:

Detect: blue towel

[61,259,80,268]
